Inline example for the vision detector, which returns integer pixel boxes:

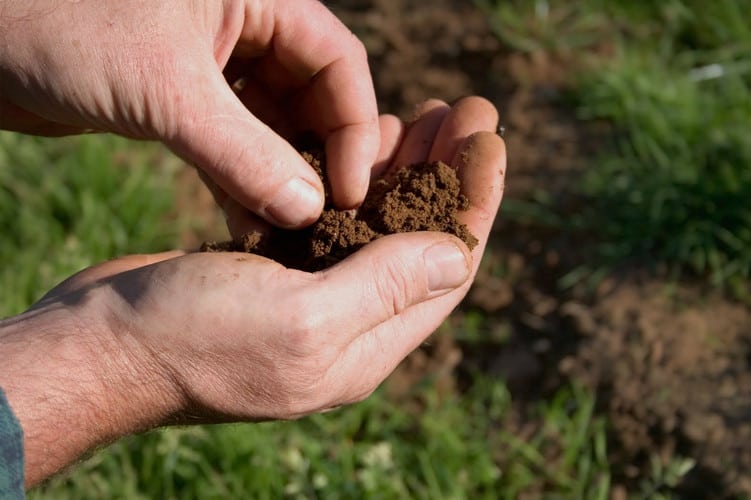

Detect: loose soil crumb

[201,149,477,271]
[176,1,751,495]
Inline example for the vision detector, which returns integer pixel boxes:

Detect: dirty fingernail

[424,241,470,292]
[265,177,323,228]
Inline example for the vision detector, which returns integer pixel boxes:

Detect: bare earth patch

[173,0,751,495]
[328,0,751,495]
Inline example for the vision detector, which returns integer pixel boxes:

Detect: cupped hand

[43,95,503,417]
[11,97,504,485]
[0,0,378,227]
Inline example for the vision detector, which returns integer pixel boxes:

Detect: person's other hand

[0,1,379,228]
[1,97,504,485]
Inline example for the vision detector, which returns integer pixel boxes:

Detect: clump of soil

[201,149,477,271]
[177,0,751,495]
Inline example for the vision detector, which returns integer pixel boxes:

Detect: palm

[313,97,505,397]
[35,96,505,421]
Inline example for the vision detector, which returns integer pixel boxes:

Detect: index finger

[239,0,380,209]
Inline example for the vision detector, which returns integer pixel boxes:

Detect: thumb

[286,232,472,410]
[165,68,325,229]
[302,232,472,347]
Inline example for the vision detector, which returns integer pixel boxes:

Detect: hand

[0,0,379,227]
[0,97,504,486]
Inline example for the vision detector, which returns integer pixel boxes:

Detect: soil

[174,0,751,496]
[200,148,476,272]
[329,1,751,496]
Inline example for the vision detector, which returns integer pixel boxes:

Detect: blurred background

[2,0,749,498]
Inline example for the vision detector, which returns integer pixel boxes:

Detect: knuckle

[374,258,418,318]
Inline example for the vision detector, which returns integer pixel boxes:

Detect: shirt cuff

[0,386,24,499]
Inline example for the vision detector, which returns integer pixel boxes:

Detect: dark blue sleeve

[0,387,24,499]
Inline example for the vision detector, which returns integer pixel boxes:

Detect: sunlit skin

[0,0,506,489]
[0,96,505,487]
[0,0,379,227]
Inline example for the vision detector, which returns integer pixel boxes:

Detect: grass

[9,1,739,494]
[493,384,611,500]
[575,50,751,290]
[480,0,751,295]
[1,131,616,498]
[30,376,611,499]
[0,132,177,316]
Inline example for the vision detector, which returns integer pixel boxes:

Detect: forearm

[0,296,175,487]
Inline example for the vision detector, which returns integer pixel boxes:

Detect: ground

[330,1,751,496]
[177,0,751,495]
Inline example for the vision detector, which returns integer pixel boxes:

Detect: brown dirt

[327,0,751,496]
[174,0,751,496]
[560,281,751,494]
[200,149,476,272]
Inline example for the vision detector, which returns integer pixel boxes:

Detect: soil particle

[175,1,751,494]
[201,150,477,272]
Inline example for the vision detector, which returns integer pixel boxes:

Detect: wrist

[0,286,180,486]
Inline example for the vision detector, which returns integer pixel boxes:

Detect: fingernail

[424,242,470,292]
[265,178,323,228]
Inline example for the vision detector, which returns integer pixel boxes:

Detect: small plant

[496,384,610,500]
[636,456,696,500]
